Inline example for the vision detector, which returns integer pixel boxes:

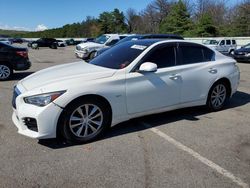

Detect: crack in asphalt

[138,132,152,188]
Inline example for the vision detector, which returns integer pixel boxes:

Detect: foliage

[159,0,193,36]
[194,13,218,37]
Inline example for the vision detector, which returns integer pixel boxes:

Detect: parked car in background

[12,40,239,143]
[75,34,130,60]
[0,42,31,80]
[0,38,12,45]
[94,34,184,58]
[56,40,67,47]
[28,38,58,49]
[65,38,82,45]
[233,43,250,62]
[81,38,95,43]
[203,38,237,55]
[12,38,24,44]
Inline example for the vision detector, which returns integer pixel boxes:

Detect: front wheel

[0,64,13,80]
[88,51,96,60]
[207,82,229,111]
[60,98,111,143]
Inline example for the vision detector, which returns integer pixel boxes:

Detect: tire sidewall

[207,81,228,111]
[61,98,111,143]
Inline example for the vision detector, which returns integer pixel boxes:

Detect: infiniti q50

[12,40,240,143]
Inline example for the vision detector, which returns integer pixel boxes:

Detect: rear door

[176,42,217,103]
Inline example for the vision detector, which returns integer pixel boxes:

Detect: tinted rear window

[226,40,231,45]
[178,44,215,65]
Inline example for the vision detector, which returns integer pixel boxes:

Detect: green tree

[195,13,218,37]
[99,9,128,33]
[159,0,193,36]
[231,1,250,36]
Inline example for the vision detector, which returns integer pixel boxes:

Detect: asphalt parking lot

[0,44,250,188]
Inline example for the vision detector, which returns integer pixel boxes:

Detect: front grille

[22,117,38,132]
[12,86,21,109]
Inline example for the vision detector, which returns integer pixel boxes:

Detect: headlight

[24,91,66,107]
[245,53,250,57]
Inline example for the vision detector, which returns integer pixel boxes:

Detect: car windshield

[94,35,110,44]
[243,43,250,49]
[203,40,219,45]
[89,40,154,69]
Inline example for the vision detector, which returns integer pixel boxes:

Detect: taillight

[16,51,28,58]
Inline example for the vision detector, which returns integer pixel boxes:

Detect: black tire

[229,50,234,56]
[50,43,58,49]
[207,81,229,111]
[0,64,13,81]
[60,98,111,143]
[89,51,96,60]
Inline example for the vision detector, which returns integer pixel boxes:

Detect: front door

[126,43,182,114]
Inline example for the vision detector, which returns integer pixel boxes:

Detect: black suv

[0,42,31,80]
[28,38,58,49]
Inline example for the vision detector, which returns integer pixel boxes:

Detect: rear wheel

[207,81,229,111]
[60,98,111,143]
[0,64,13,80]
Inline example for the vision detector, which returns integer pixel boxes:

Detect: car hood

[77,42,103,49]
[20,61,116,91]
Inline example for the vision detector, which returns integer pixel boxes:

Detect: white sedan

[12,40,240,143]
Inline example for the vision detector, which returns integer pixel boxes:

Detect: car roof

[141,34,184,40]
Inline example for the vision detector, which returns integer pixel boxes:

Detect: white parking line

[141,122,249,188]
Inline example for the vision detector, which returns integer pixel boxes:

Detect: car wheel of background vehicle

[89,51,96,60]
[229,50,234,55]
[31,43,38,49]
[207,81,229,111]
[60,98,111,143]
[50,43,57,49]
[0,64,13,81]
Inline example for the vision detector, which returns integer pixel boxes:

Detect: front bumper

[75,50,89,59]
[12,89,63,139]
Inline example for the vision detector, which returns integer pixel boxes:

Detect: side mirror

[139,62,157,72]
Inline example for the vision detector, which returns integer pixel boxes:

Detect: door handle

[208,68,217,74]
[169,74,180,80]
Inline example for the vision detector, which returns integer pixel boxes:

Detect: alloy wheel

[210,84,227,109]
[0,65,11,79]
[69,104,104,138]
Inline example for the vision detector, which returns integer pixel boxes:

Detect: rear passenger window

[178,45,215,65]
[232,40,236,45]
[203,47,215,61]
[179,46,204,65]
[142,45,176,68]
[226,40,231,45]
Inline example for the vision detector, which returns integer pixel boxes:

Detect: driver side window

[141,45,176,69]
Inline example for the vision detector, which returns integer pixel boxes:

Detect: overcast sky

[0,0,242,31]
